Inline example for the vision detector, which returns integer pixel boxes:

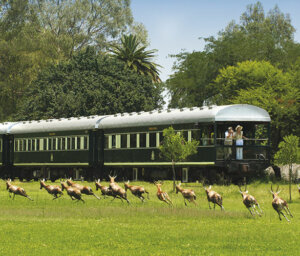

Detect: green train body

[0,105,271,182]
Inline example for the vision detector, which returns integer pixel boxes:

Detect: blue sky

[131,0,300,82]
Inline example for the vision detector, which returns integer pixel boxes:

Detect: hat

[235,125,243,130]
[228,127,233,130]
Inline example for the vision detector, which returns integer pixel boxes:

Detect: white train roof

[97,104,270,129]
[6,104,270,134]
[8,116,106,134]
[0,122,17,134]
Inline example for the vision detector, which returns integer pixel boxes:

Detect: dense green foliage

[166,2,300,108]
[0,0,147,121]
[0,180,299,255]
[15,48,163,120]
[110,34,161,82]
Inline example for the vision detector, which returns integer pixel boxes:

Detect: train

[0,104,271,183]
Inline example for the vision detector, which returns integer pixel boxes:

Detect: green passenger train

[0,104,271,182]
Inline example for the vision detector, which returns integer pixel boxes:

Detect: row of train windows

[14,136,89,152]
[104,130,202,149]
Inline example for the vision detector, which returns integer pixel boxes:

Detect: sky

[131,0,300,82]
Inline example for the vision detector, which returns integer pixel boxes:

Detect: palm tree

[110,34,162,83]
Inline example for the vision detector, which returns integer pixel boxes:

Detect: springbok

[66,178,100,199]
[154,181,173,206]
[61,182,84,203]
[270,185,293,222]
[95,179,114,198]
[108,175,130,204]
[40,179,63,200]
[175,183,197,206]
[204,185,224,211]
[124,180,150,202]
[6,179,33,201]
[238,185,262,216]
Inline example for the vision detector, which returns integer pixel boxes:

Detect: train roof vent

[200,107,204,110]
[208,106,213,109]
[129,112,136,116]
[137,111,144,115]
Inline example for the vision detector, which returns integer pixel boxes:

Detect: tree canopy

[110,34,161,83]
[15,47,164,120]
[166,2,300,108]
[0,0,147,121]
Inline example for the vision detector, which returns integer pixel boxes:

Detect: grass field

[0,179,299,256]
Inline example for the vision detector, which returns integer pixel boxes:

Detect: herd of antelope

[3,177,299,222]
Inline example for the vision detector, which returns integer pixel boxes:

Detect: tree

[14,47,164,120]
[274,135,300,201]
[166,2,300,108]
[211,60,300,150]
[0,0,147,121]
[159,127,199,191]
[110,34,162,83]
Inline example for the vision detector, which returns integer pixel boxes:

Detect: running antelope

[40,179,63,200]
[6,179,33,201]
[238,185,262,216]
[108,175,130,204]
[124,181,150,202]
[175,183,197,206]
[204,185,224,210]
[270,185,293,222]
[66,178,100,199]
[95,179,114,198]
[61,182,84,203]
[155,181,173,206]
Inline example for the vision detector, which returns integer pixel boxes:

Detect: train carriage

[0,104,271,182]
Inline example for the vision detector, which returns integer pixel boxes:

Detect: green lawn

[0,180,299,256]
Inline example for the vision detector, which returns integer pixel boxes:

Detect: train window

[19,140,23,151]
[57,138,61,150]
[146,133,150,147]
[136,134,140,148]
[159,132,164,145]
[192,130,200,142]
[188,131,192,142]
[130,134,136,148]
[53,138,57,150]
[77,137,81,150]
[32,139,36,151]
[140,133,146,148]
[62,138,66,150]
[67,137,71,150]
[149,133,156,147]
[43,138,47,151]
[71,137,76,150]
[36,139,40,151]
[127,134,130,148]
[23,139,27,151]
[121,134,127,148]
[48,138,53,151]
[84,136,88,149]
[15,140,18,152]
[156,133,160,147]
[28,140,31,152]
[111,135,116,148]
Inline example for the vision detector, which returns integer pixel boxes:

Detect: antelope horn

[276,185,279,192]
[238,185,243,193]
